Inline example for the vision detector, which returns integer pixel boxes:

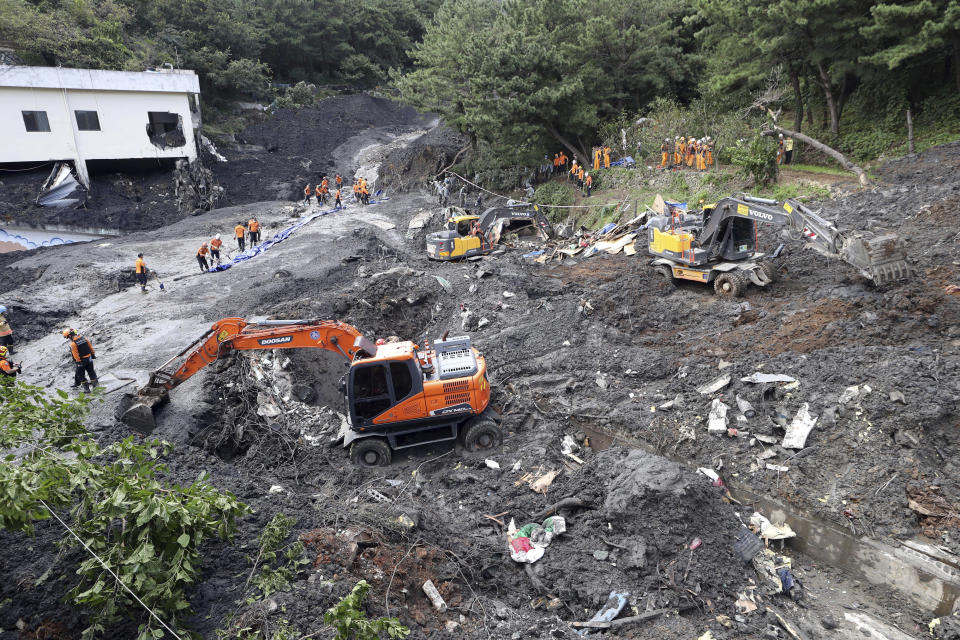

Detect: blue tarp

[664,200,687,211]
[598,222,618,235]
[610,156,635,167]
[209,194,386,273]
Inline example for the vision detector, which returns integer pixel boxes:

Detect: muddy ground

[0,109,958,639]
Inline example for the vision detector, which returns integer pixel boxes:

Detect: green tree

[861,1,960,92]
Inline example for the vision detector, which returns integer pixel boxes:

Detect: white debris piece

[740,373,797,384]
[707,398,730,433]
[561,435,580,456]
[750,512,796,541]
[269,485,284,494]
[422,580,448,612]
[485,459,501,470]
[697,467,720,482]
[781,403,818,449]
[698,374,731,395]
[840,384,872,405]
[765,464,790,473]
[503,291,516,298]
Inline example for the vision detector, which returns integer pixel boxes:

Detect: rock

[889,390,907,404]
[477,317,490,328]
[593,550,609,561]
[821,615,839,630]
[292,383,315,403]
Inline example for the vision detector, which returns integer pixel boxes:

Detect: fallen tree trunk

[762,125,871,187]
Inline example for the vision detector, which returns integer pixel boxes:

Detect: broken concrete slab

[781,403,818,449]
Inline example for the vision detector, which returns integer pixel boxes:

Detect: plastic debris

[733,528,763,563]
[434,275,453,293]
[502,291,516,298]
[697,467,720,482]
[485,459,501,470]
[507,516,566,563]
[735,395,756,418]
[707,398,729,433]
[697,374,731,395]
[781,403,818,449]
[269,485,284,494]
[749,512,796,541]
[576,591,629,636]
[740,373,797,384]
[422,580,447,612]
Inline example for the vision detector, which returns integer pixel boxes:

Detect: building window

[22,111,51,132]
[75,110,101,131]
[146,111,186,148]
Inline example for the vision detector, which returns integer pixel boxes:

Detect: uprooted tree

[0,380,250,640]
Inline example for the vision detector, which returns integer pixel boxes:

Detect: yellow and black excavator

[647,194,911,297]
[426,206,555,260]
[118,318,500,466]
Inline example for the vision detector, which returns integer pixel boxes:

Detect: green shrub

[534,181,575,208]
[324,581,410,640]
[730,134,779,187]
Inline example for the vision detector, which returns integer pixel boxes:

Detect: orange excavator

[117,318,501,466]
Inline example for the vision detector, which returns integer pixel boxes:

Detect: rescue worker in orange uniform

[360,183,369,205]
[695,139,705,171]
[303,183,312,205]
[553,153,560,175]
[196,242,210,273]
[63,328,97,391]
[576,164,585,189]
[593,147,601,170]
[569,159,577,182]
[776,134,785,165]
[686,137,695,168]
[0,345,19,378]
[660,139,670,168]
[334,188,342,208]
[210,234,223,265]
[558,152,568,174]
[314,183,324,204]
[584,172,593,196]
[248,218,261,244]
[353,180,360,202]
[235,221,247,251]
[603,146,611,168]
[675,137,683,167]
[705,137,714,168]
[335,174,343,191]
[135,253,148,292]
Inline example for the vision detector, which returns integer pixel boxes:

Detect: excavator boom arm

[146,318,376,392]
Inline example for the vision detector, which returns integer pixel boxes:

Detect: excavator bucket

[116,387,169,433]
[839,232,912,285]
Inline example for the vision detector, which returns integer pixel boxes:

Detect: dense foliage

[0,381,250,640]
[0,0,440,98]
[396,0,960,164]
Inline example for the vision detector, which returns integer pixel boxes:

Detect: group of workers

[659,136,715,171]
[0,307,97,394]
[196,217,261,273]
[303,174,370,207]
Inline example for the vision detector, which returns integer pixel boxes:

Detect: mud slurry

[1,131,959,639]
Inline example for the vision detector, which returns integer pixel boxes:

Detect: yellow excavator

[426,206,555,260]
[647,194,911,297]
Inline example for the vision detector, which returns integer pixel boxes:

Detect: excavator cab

[715,216,757,261]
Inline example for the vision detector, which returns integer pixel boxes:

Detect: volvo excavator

[117,318,500,467]
[647,194,911,297]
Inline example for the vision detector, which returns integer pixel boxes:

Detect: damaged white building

[0,65,201,187]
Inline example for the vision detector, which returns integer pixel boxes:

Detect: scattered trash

[741,373,797,384]
[575,591,629,636]
[269,485,284,494]
[502,291,516,298]
[697,467,719,482]
[477,317,490,328]
[434,275,453,293]
[749,512,796,541]
[485,459,501,470]
[507,516,566,564]
[839,383,871,405]
[733,528,763,563]
[689,537,702,550]
[422,580,447,612]
[697,374,731,395]
[37,162,87,208]
[735,395,756,418]
[781,403,818,449]
[707,398,729,433]
[766,463,789,473]
[529,470,559,494]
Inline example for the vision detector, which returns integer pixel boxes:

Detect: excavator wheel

[350,437,392,468]
[657,265,679,286]
[714,272,747,298]
[758,259,779,283]
[461,415,503,453]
